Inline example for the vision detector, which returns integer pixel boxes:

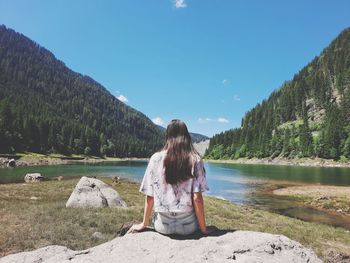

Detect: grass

[313,196,350,213]
[0,178,144,256]
[0,178,350,261]
[274,185,350,215]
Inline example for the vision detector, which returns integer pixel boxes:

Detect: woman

[127,119,209,235]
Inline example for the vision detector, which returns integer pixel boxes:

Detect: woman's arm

[142,195,154,226]
[193,192,207,234]
[127,195,154,233]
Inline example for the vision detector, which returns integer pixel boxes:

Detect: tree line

[205,28,350,160]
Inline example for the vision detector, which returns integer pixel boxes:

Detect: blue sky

[0,0,350,137]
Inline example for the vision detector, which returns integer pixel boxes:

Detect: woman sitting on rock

[127,119,210,235]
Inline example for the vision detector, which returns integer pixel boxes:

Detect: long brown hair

[163,119,198,185]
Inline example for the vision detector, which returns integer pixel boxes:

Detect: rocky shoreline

[206,157,350,168]
[0,156,149,169]
[0,157,69,168]
[2,155,350,169]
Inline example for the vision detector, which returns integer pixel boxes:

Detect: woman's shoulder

[191,152,203,164]
[149,150,167,162]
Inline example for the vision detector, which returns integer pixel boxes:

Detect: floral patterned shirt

[140,150,209,213]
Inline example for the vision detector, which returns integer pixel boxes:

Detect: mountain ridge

[205,27,350,160]
[0,25,163,157]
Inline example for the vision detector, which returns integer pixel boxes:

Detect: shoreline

[273,185,350,216]
[2,153,350,169]
[0,153,149,168]
[205,157,350,168]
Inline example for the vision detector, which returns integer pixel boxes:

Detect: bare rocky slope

[193,139,210,156]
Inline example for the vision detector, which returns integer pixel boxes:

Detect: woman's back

[140,149,208,213]
[128,119,210,235]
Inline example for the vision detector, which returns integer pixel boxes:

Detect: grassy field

[0,178,350,261]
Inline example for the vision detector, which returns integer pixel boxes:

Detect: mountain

[193,139,210,156]
[0,25,163,157]
[205,28,350,160]
[189,132,210,143]
[156,125,209,143]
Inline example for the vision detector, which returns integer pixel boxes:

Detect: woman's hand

[127,223,147,234]
[201,225,218,235]
[127,196,154,234]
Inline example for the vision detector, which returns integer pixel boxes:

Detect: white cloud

[152,117,164,126]
[198,118,213,123]
[116,94,128,103]
[198,117,229,124]
[217,117,229,123]
[174,0,187,8]
[233,95,241,101]
[222,79,229,85]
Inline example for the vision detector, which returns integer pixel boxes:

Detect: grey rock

[24,173,44,183]
[65,176,127,208]
[7,159,16,167]
[326,249,350,263]
[0,231,322,263]
[91,232,104,240]
[0,158,8,168]
[112,176,120,185]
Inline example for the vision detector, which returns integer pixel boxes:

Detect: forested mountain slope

[206,28,350,160]
[0,25,163,157]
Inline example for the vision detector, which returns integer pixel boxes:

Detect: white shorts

[153,211,199,235]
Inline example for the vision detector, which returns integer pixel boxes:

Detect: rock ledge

[0,230,322,263]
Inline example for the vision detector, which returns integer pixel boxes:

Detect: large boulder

[0,231,321,263]
[65,176,127,208]
[24,173,44,183]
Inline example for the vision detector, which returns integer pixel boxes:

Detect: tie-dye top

[139,150,209,213]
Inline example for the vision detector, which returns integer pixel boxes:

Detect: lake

[1,160,350,229]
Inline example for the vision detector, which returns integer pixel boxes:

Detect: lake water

[1,161,350,229]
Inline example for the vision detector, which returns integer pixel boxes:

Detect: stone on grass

[7,158,16,167]
[0,230,322,263]
[65,176,127,208]
[91,232,104,240]
[24,173,44,183]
